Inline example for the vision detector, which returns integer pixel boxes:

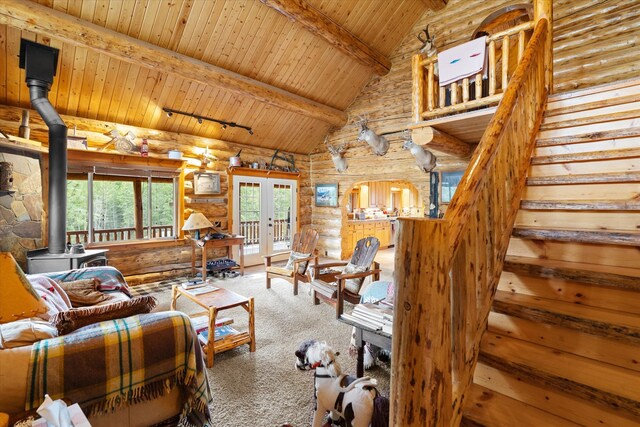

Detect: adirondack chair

[310,236,381,318]
[264,229,319,296]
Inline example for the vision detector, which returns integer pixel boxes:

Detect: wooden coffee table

[171,285,255,368]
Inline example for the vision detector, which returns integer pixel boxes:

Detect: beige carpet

[150,266,391,427]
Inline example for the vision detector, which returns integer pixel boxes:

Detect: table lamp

[0,253,48,324]
[182,212,213,240]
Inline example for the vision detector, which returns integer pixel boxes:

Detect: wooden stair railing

[391,17,551,427]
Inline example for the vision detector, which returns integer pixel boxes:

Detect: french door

[232,176,298,266]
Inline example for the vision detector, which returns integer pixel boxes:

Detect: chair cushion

[343,263,368,294]
[311,280,337,299]
[50,295,157,335]
[284,251,311,275]
[266,266,295,277]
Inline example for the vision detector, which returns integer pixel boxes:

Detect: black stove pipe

[20,40,67,255]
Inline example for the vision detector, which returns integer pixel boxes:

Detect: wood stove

[27,248,108,274]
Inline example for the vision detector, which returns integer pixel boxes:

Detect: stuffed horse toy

[295,340,389,427]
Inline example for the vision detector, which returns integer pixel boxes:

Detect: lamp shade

[0,253,48,324]
[182,212,213,231]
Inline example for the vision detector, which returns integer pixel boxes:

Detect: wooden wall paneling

[65,46,87,117]
[90,55,115,120]
[53,42,75,113]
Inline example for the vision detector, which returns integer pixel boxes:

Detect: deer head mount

[356,117,389,156]
[324,135,348,173]
[417,25,437,56]
[402,133,437,173]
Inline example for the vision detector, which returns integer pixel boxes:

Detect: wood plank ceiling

[0,0,428,154]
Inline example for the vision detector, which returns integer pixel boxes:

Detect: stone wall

[0,149,43,269]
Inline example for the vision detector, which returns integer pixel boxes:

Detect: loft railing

[238,219,291,246]
[412,21,535,121]
[67,225,174,243]
[392,16,551,427]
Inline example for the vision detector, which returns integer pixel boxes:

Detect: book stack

[344,301,394,334]
[198,325,238,345]
[190,314,233,335]
[182,279,206,289]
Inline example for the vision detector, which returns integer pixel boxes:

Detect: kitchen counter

[347,217,396,223]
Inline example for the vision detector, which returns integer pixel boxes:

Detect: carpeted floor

[137,263,392,427]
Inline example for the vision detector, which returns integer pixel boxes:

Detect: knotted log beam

[411,126,474,158]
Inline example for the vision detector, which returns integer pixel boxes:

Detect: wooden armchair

[311,236,381,318]
[264,229,319,296]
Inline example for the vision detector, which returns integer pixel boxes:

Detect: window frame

[62,150,185,247]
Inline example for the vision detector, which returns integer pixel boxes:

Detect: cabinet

[344,220,391,256]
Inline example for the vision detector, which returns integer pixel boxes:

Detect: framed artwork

[193,172,221,195]
[315,183,338,207]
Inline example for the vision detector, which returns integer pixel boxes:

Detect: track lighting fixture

[162,107,253,136]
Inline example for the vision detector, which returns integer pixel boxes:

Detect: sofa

[0,266,210,427]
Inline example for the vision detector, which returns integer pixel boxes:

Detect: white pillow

[284,251,311,274]
[343,262,368,294]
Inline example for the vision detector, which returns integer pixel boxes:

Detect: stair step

[523,182,640,202]
[512,227,640,246]
[534,136,640,158]
[473,362,640,426]
[520,199,640,210]
[493,290,640,343]
[532,147,640,165]
[507,237,640,270]
[479,332,640,417]
[526,171,640,185]
[536,125,640,147]
[461,383,579,427]
[546,78,640,115]
[503,255,640,291]
[541,104,640,131]
[489,311,640,373]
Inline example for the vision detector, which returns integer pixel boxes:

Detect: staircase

[462,79,640,426]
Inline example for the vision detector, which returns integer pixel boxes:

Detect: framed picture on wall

[193,172,221,194]
[315,183,338,207]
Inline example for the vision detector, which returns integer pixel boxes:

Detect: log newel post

[412,54,425,123]
[534,0,553,93]
[391,218,452,427]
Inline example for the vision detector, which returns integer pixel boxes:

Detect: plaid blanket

[27,311,211,426]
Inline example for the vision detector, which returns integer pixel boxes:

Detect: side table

[339,315,392,377]
[171,285,255,368]
[191,235,245,280]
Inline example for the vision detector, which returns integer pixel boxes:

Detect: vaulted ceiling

[0,0,435,154]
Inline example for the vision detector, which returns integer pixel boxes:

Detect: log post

[391,218,452,427]
[489,40,496,95]
[412,54,425,123]
[502,35,510,90]
[18,110,30,139]
[534,0,553,93]
[411,126,473,158]
[133,180,144,239]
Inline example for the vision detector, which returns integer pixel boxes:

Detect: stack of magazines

[342,301,394,334]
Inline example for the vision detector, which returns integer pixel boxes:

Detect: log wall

[310,0,639,259]
[0,104,311,281]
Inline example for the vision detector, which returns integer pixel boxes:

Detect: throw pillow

[56,278,114,307]
[342,262,368,294]
[0,319,57,349]
[284,251,311,275]
[50,295,157,335]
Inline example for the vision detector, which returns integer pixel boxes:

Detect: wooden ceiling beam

[260,0,391,76]
[0,0,347,127]
[420,0,448,11]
